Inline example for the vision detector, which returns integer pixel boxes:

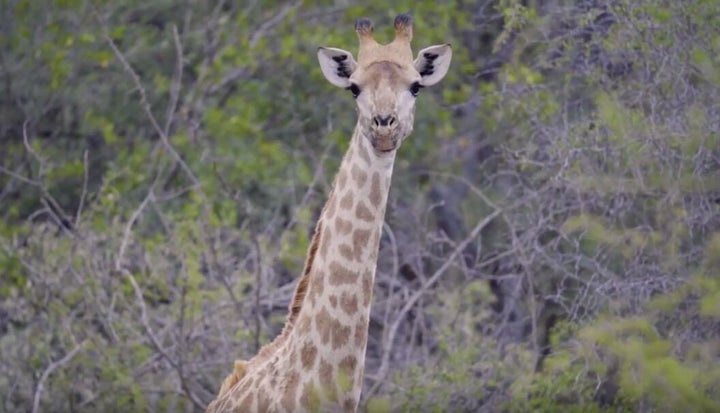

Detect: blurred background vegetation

[1,0,719,412]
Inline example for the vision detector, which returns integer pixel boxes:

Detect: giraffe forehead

[358,42,413,65]
[354,61,417,88]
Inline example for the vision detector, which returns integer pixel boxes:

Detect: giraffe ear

[317,47,357,88]
[414,44,452,87]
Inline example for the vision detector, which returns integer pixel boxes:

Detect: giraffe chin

[370,135,399,153]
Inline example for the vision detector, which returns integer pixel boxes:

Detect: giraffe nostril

[373,115,396,127]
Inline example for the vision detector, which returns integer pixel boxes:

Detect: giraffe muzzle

[370,133,399,152]
[370,114,399,152]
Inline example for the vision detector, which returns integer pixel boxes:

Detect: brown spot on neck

[319,359,337,400]
[328,261,360,285]
[335,217,353,235]
[339,355,358,377]
[338,355,359,398]
[281,371,300,411]
[339,292,359,315]
[315,306,334,345]
[300,342,317,370]
[369,172,382,206]
[338,243,354,261]
[339,191,354,210]
[352,229,371,260]
[355,201,375,222]
[351,163,368,188]
[361,271,373,306]
[315,305,352,350]
[354,316,369,347]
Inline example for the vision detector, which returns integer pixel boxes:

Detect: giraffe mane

[215,218,324,396]
[286,218,323,329]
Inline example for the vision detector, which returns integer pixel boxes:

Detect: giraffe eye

[409,82,423,97]
[347,83,361,98]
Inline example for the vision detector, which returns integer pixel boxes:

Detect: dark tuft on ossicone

[394,13,413,29]
[355,18,374,33]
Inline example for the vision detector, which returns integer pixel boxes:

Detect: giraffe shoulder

[217,359,248,396]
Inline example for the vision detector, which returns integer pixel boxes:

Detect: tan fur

[218,360,248,396]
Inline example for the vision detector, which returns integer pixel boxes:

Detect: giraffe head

[318,14,452,154]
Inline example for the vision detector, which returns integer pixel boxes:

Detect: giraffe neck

[287,123,396,409]
[205,125,397,413]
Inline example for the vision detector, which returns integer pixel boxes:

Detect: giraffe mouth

[371,134,399,153]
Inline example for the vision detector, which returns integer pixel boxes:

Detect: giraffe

[206,13,452,413]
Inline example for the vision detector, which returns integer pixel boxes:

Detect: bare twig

[115,192,151,271]
[252,235,263,353]
[22,119,44,167]
[380,221,400,345]
[100,26,200,188]
[111,181,206,410]
[75,149,89,227]
[207,1,302,95]
[0,164,39,187]
[119,267,206,410]
[32,341,86,413]
[367,208,503,397]
[164,24,184,137]
[280,138,335,236]
[248,1,299,49]
[22,120,74,234]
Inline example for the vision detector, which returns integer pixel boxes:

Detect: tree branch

[32,341,85,413]
[367,207,503,397]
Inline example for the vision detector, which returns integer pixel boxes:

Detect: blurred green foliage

[1,0,719,412]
